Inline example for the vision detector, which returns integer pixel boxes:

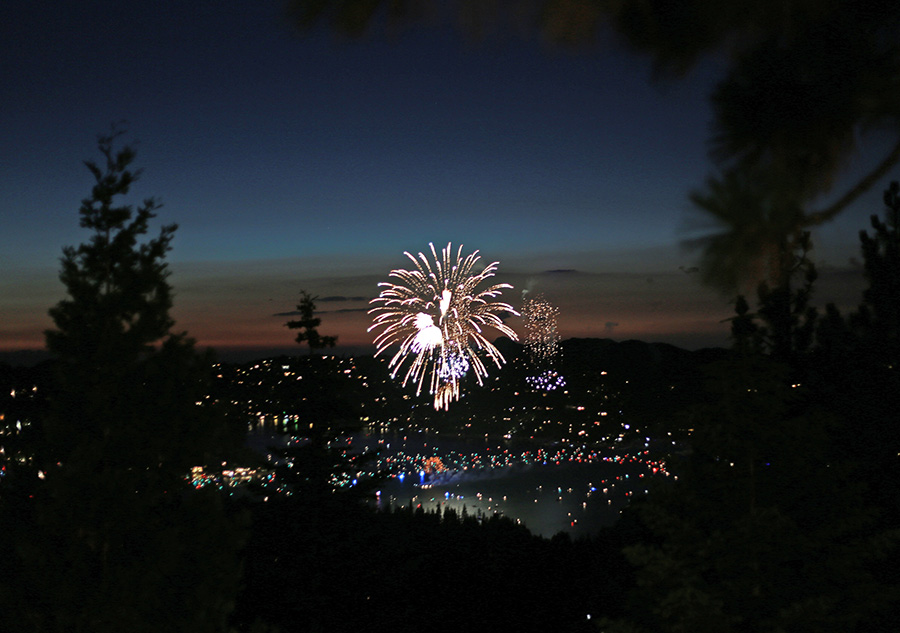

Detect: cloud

[318,295,368,302]
[604,321,619,334]
[324,307,370,314]
[272,307,370,317]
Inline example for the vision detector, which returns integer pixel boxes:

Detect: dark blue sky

[0,1,884,356]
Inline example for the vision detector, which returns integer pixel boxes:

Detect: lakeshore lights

[369,242,519,410]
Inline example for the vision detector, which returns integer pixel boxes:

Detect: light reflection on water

[371,460,640,538]
[247,423,654,538]
[352,430,651,539]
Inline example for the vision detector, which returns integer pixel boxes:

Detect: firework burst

[522,294,565,391]
[369,242,519,409]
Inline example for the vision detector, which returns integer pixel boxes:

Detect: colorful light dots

[526,369,567,391]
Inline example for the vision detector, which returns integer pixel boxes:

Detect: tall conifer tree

[4,131,245,632]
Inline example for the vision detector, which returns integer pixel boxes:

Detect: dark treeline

[232,494,631,632]
[598,186,900,631]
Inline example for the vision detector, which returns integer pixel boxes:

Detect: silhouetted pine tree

[727,230,819,365]
[285,290,337,354]
[807,181,900,545]
[854,181,900,367]
[0,131,246,632]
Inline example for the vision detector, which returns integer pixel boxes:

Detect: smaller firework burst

[522,294,564,391]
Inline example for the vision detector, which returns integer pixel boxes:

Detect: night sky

[1,1,888,359]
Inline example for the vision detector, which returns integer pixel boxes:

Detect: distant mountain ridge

[561,337,729,376]
[1,337,730,372]
[491,336,728,378]
[0,349,52,367]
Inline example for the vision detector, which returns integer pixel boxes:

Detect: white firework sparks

[522,294,564,391]
[369,242,519,409]
[412,313,442,352]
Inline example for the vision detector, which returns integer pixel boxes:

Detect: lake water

[354,430,664,538]
[247,425,664,538]
[371,459,648,538]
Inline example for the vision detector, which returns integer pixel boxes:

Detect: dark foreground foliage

[599,183,900,632]
[232,495,633,633]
